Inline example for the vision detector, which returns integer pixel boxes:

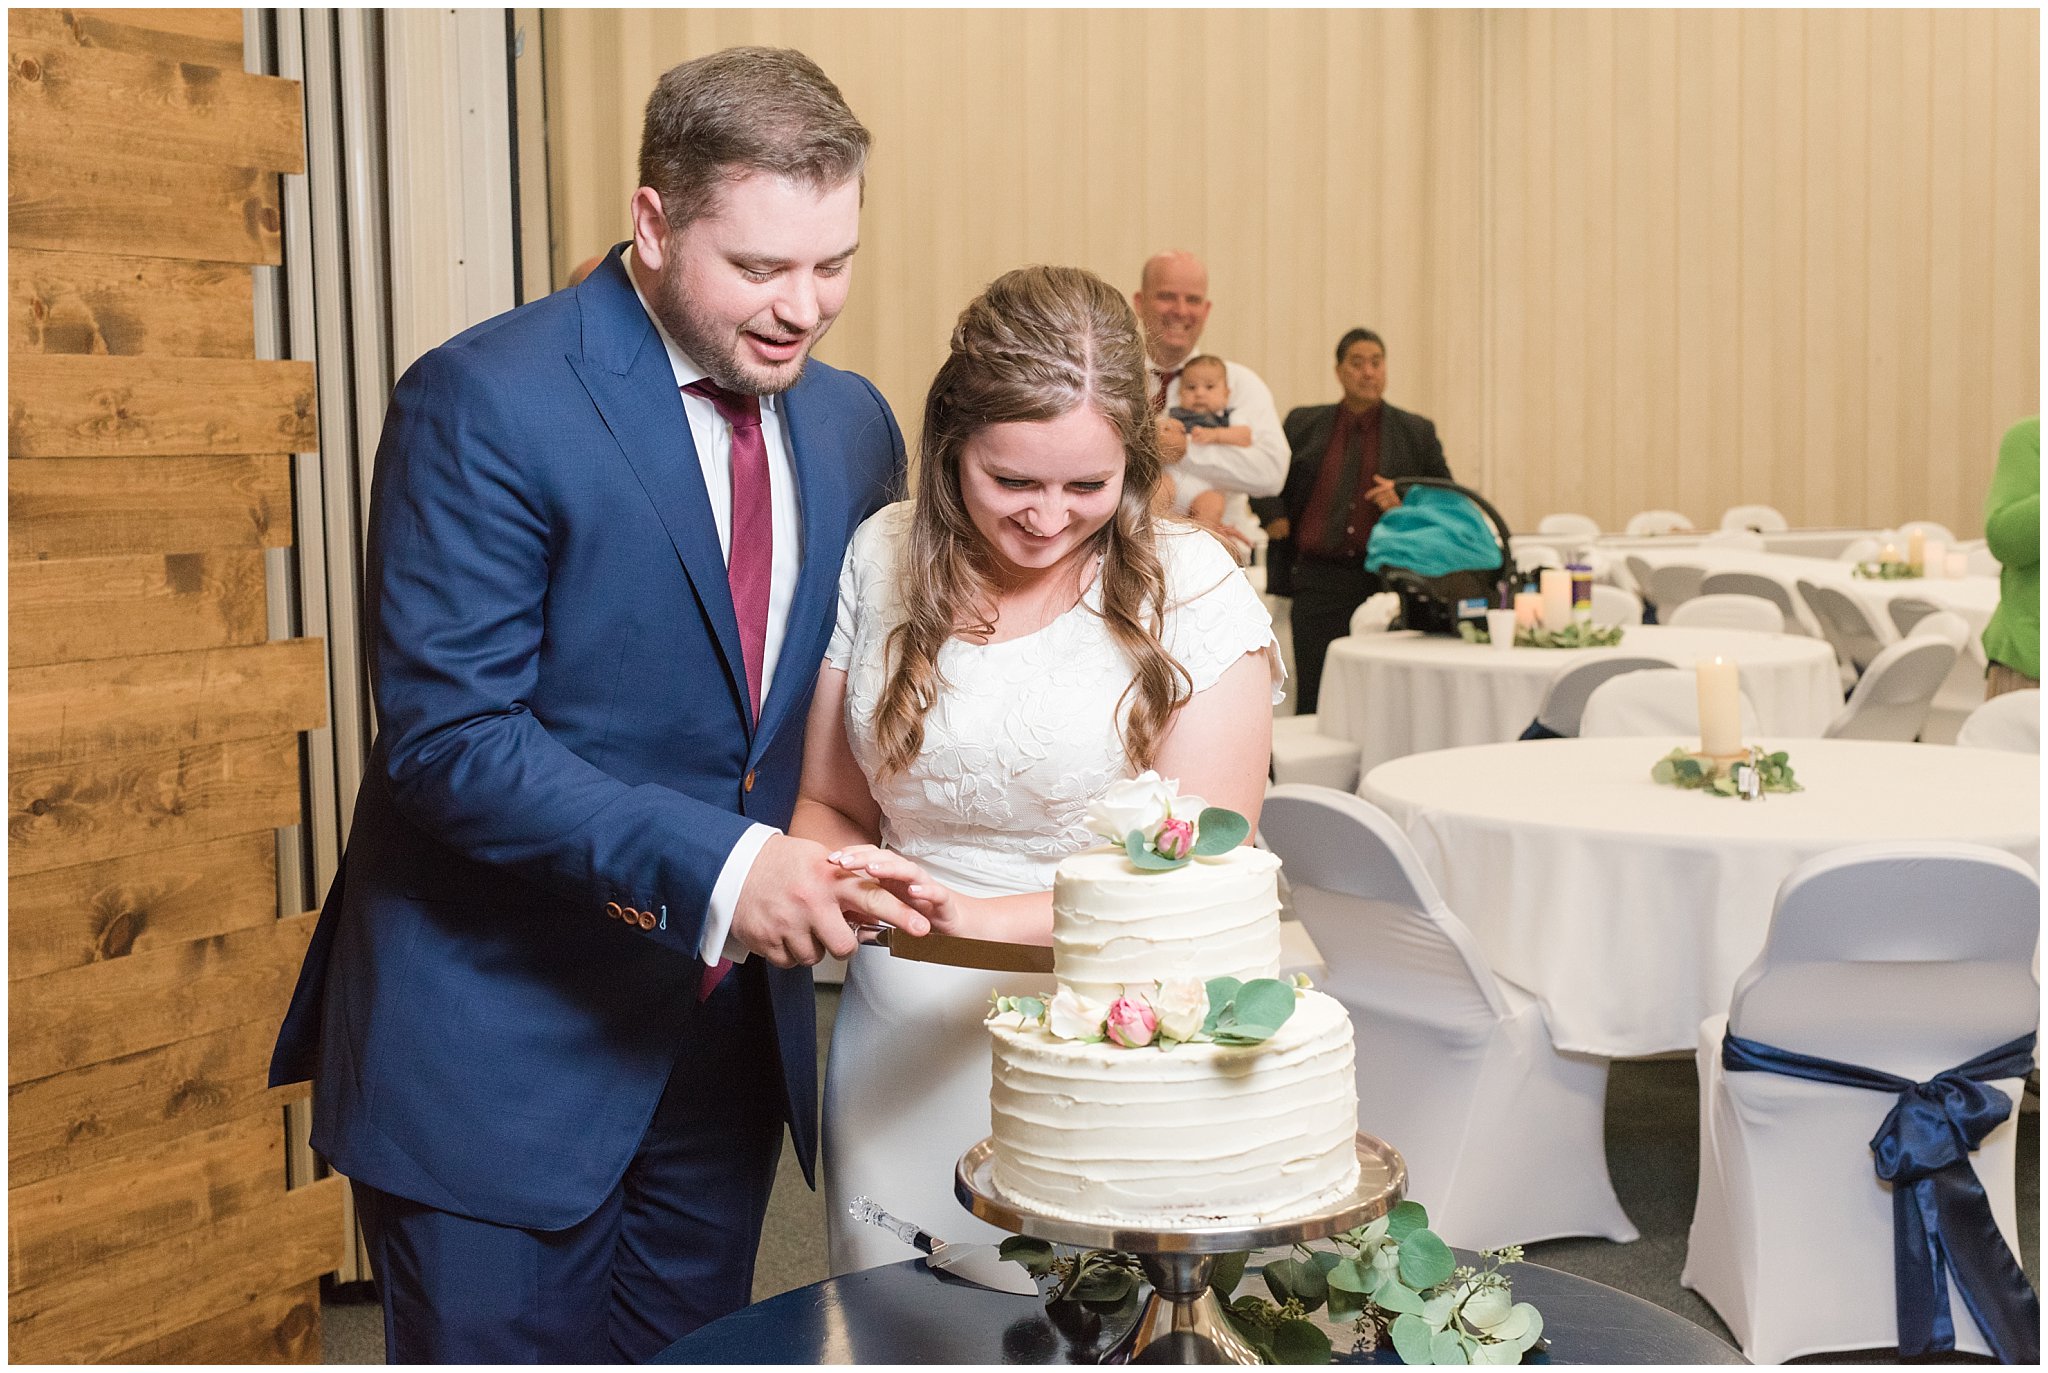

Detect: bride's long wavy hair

[871,265,1192,777]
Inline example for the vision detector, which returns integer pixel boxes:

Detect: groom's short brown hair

[638,47,871,232]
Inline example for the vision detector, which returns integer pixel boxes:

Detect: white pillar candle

[1945,552,1969,578]
[1539,567,1572,631]
[1907,528,1927,569]
[1921,539,1947,577]
[1696,657,1743,757]
[1879,542,1901,564]
[1514,591,1541,629]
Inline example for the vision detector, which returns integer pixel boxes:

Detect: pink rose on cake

[1104,995,1159,1048]
[1084,771,1207,849]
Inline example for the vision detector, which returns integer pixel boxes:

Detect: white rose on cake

[1046,986,1107,1042]
[1085,771,1207,847]
[1152,976,1209,1043]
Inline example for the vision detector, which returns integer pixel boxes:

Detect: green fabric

[1981,416,2039,680]
[1364,485,1502,577]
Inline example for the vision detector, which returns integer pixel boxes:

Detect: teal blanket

[1364,485,1503,576]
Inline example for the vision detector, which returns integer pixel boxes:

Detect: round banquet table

[1616,544,2000,635]
[655,1256,1747,1363]
[1316,627,1841,776]
[1361,737,2040,1057]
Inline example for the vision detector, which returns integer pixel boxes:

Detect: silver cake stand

[956,1133,1406,1364]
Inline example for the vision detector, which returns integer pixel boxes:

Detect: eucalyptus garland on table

[1650,745,1802,798]
[1457,621,1627,649]
[1000,1202,1545,1365]
[1852,560,1923,580]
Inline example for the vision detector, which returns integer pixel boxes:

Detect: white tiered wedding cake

[983,776,1360,1228]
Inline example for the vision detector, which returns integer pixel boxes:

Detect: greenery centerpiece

[1852,560,1923,580]
[1650,744,1802,798]
[1458,620,1627,649]
[1001,1201,1546,1365]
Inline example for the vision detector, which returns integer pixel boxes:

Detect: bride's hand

[828,845,973,936]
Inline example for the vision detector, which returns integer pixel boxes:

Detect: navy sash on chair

[1517,719,1564,741]
[1722,1030,2040,1363]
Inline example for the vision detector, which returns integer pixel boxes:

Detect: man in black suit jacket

[1266,328,1452,713]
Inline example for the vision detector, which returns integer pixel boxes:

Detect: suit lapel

[567,255,751,730]
[751,379,845,761]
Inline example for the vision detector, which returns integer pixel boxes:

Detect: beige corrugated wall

[542,8,2036,539]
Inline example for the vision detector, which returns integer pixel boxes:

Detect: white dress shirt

[1151,355,1290,498]
[625,251,794,965]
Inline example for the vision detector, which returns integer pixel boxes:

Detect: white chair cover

[1824,637,1959,741]
[1964,543,2000,578]
[1537,512,1602,539]
[1701,570,1814,636]
[1643,564,1706,616]
[1886,596,1940,637]
[1667,593,1785,634]
[1349,592,1401,636]
[1270,714,1362,792]
[1703,528,1767,550]
[1531,656,1672,736]
[1906,609,1971,650]
[1580,668,1762,739]
[1957,689,2040,753]
[1589,583,1643,626]
[1897,519,1959,545]
[1682,843,2037,1363]
[1620,554,1655,597]
[1797,580,1895,678]
[1721,503,1790,533]
[1626,508,1694,537]
[1836,537,1882,564]
[1258,785,1638,1248]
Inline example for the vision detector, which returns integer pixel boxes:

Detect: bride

[790,264,1282,1274]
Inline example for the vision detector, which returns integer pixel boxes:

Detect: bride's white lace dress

[821,501,1282,1274]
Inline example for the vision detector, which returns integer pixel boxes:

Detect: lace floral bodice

[825,502,1282,895]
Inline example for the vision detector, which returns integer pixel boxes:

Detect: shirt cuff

[702,822,778,965]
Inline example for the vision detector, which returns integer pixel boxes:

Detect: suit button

[744,770,757,793]
[606,901,623,920]
[637,909,657,931]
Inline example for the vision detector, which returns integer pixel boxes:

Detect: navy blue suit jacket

[270,249,903,1230]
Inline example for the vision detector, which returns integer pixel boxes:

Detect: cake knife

[849,1196,1040,1296]
[856,925,1054,974]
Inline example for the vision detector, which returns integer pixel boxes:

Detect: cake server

[849,1196,1039,1295]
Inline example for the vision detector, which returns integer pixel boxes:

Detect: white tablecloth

[1361,737,2040,1056]
[1316,626,1842,774]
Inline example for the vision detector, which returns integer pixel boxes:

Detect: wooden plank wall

[8,8,342,1362]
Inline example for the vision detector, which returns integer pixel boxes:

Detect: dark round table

[655,1256,1747,1364]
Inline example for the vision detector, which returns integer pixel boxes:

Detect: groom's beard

[651,267,835,399]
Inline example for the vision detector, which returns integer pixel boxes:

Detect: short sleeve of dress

[825,502,910,671]
[1158,525,1287,704]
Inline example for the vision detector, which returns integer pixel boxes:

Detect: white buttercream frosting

[987,841,1361,1228]
[988,990,1360,1225]
[1051,846,1283,1003]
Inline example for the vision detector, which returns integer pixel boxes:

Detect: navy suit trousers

[353,965,785,1362]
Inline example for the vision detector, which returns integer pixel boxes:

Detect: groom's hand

[733,835,931,967]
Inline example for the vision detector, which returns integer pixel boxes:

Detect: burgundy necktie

[1150,367,1182,414]
[683,377,771,1000]
[684,378,772,722]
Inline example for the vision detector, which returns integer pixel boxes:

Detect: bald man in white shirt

[1134,250,1289,508]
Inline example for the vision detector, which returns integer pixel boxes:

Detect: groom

[269,48,925,1361]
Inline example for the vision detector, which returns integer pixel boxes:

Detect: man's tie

[1150,367,1183,414]
[683,378,771,721]
[683,377,771,1001]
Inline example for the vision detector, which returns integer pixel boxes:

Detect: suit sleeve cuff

[702,823,778,965]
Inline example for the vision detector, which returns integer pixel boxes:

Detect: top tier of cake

[1050,846,1283,1002]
